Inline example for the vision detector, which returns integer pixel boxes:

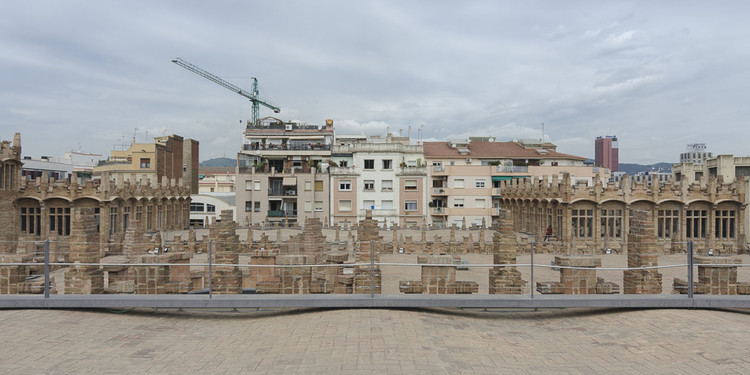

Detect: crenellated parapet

[16,171,191,203]
[499,172,747,254]
[500,172,745,206]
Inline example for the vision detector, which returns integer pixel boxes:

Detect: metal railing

[2,239,750,309]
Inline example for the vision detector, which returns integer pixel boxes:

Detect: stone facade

[499,172,747,254]
[399,255,479,294]
[623,210,663,294]
[488,209,523,294]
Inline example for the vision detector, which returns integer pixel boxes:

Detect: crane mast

[172,58,280,127]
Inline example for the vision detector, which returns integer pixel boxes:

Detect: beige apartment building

[424,138,600,227]
[329,133,427,228]
[235,117,333,226]
[94,134,199,194]
[198,167,235,193]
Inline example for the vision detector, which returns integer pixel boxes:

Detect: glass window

[254,202,261,212]
[453,198,464,208]
[190,202,204,212]
[454,179,464,188]
[206,204,216,213]
[475,179,486,188]
[339,180,352,191]
[139,158,151,169]
[364,180,375,191]
[245,201,253,212]
[404,200,417,211]
[382,159,392,170]
[314,201,323,211]
[381,180,393,192]
[364,159,374,170]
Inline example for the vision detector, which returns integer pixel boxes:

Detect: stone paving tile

[0,307,749,374]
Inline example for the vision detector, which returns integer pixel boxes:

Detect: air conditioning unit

[466,158,472,164]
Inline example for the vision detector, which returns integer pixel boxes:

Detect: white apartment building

[330,133,427,228]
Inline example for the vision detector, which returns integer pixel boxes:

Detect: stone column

[64,207,104,294]
[623,210,662,294]
[488,209,523,294]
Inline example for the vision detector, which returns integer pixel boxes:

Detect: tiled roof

[423,141,585,160]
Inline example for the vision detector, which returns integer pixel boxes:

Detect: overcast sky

[2,1,749,164]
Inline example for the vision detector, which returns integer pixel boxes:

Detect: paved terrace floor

[1,307,749,374]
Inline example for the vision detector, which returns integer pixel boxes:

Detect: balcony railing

[397,166,426,176]
[243,144,331,151]
[359,208,397,216]
[268,210,297,217]
[496,165,529,173]
[432,207,446,215]
[433,187,446,195]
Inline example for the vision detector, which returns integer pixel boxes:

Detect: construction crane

[172,57,280,127]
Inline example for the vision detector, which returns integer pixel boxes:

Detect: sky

[2,1,749,164]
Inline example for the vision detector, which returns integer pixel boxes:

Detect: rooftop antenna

[541,122,545,142]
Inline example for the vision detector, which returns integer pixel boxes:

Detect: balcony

[432,207,446,215]
[431,165,446,175]
[496,165,529,173]
[268,210,297,217]
[243,144,331,152]
[397,166,426,176]
[359,208,397,217]
[432,187,447,195]
[329,166,360,176]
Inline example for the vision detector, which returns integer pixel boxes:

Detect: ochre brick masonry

[624,210,663,294]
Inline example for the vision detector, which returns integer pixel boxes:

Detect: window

[686,209,707,238]
[381,200,394,209]
[404,200,417,211]
[454,179,464,188]
[254,180,261,191]
[364,180,375,191]
[382,159,392,170]
[190,202,204,212]
[404,180,418,191]
[339,200,352,212]
[453,198,464,208]
[475,199,486,209]
[254,202,261,212]
[339,160,348,167]
[475,179,486,188]
[657,209,679,238]
[135,206,142,222]
[363,200,375,209]
[305,180,312,191]
[600,209,623,238]
[139,158,151,169]
[20,207,41,236]
[364,159,375,170]
[305,201,312,212]
[109,207,118,235]
[339,180,352,191]
[381,180,393,192]
[715,209,736,239]
[245,180,253,190]
[572,209,594,238]
[315,181,324,191]
[48,207,71,236]
[123,206,130,232]
[314,201,324,212]
[146,206,152,231]
[245,201,253,212]
[206,204,216,213]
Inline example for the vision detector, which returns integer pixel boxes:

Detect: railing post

[530,239,535,299]
[44,239,50,299]
[687,240,694,299]
[208,239,213,299]
[370,239,375,298]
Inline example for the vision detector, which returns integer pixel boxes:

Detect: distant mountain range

[200,157,235,167]
[617,162,673,174]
